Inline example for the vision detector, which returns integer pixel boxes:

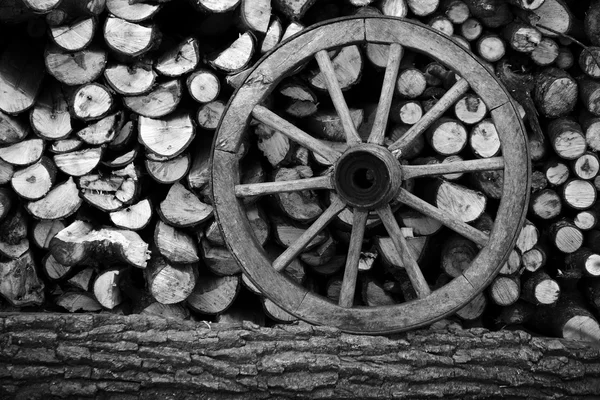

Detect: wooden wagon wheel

[212,16,531,334]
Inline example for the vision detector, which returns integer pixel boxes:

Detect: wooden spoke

[396,188,489,247]
[368,43,403,146]
[235,175,333,197]
[338,209,369,308]
[273,197,346,272]
[402,157,504,179]
[314,50,362,146]
[389,78,470,153]
[252,105,342,164]
[376,204,431,298]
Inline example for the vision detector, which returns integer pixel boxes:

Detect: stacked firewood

[1,0,600,341]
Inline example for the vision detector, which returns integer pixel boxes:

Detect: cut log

[208,32,256,73]
[299,237,336,267]
[158,182,213,228]
[530,37,559,66]
[70,83,113,121]
[154,220,199,265]
[428,15,454,36]
[454,94,487,125]
[425,117,467,156]
[500,249,522,275]
[309,45,363,91]
[49,17,96,52]
[578,76,600,116]
[109,198,153,231]
[50,220,150,268]
[11,157,56,200]
[362,276,397,307]
[525,0,573,38]
[261,17,283,54]
[555,46,574,69]
[200,239,241,276]
[145,255,197,305]
[562,179,596,210]
[516,220,539,254]
[103,147,139,169]
[456,292,487,321]
[0,39,45,115]
[585,0,600,46]
[460,17,482,40]
[580,109,600,151]
[0,112,29,146]
[29,81,72,140]
[0,138,44,166]
[273,0,316,19]
[549,219,583,253]
[106,0,161,22]
[543,159,569,186]
[440,234,478,278]
[31,220,65,251]
[396,208,442,236]
[0,250,44,307]
[534,67,578,118]
[44,45,107,86]
[469,119,500,158]
[529,291,600,342]
[378,0,408,17]
[272,215,328,250]
[522,246,547,272]
[103,17,159,57]
[488,275,520,306]
[262,297,297,322]
[190,0,240,13]
[93,267,126,310]
[196,100,225,130]
[273,166,323,223]
[521,269,560,306]
[565,247,600,278]
[104,61,157,96]
[572,152,600,180]
[547,118,587,160]
[187,274,240,315]
[574,209,598,231]
[395,68,427,99]
[67,267,95,291]
[531,170,548,193]
[463,0,513,28]
[139,112,195,158]
[406,0,439,16]
[78,164,139,212]
[390,100,422,125]
[503,21,542,53]
[442,0,470,24]
[497,300,535,326]
[145,152,191,184]
[187,69,220,104]
[46,0,105,25]
[25,177,82,220]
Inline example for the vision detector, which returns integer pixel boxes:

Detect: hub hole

[353,168,375,190]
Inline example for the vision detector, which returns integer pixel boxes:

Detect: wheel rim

[212,16,531,334]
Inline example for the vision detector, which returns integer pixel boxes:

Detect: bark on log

[1,313,600,399]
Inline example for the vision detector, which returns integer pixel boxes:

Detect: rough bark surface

[1,313,600,399]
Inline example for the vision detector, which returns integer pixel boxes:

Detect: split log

[11,157,56,200]
[273,0,316,19]
[200,239,241,276]
[78,164,139,212]
[463,0,513,28]
[0,138,44,167]
[145,153,191,184]
[49,17,96,52]
[580,109,600,151]
[45,45,106,86]
[154,220,199,265]
[186,274,241,315]
[25,177,82,220]
[158,182,213,228]
[0,251,44,307]
[362,276,397,307]
[273,166,323,223]
[139,112,195,158]
[105,61,157,96]
[309,45,363,91]
[50,220,151,268]
[106,0,161,22]
[530,37,559,66]
[516,220,539,254]
[109,198,153,231]
[145,255,197,305]
[93,267,126,310]
[103,17,159,57]
[304,108,363,142]
[240,0,271,34]
[429,179,487,223]
[29,81,72,140]
[31,220,65,250]
[496,300,535,326]
[522,246,547,272]
[55,292,102,312]
[262,297,297,323]
[208,32,256,73]
[124,80,182,118]
[156,37,200,77]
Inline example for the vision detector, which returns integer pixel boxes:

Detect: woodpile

[1,0,600,343]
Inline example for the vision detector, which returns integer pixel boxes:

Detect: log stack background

[1,0,600,345]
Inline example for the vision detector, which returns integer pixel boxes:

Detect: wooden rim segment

[212,16,530,334]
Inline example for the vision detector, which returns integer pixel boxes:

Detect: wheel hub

[333,144,402,209]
